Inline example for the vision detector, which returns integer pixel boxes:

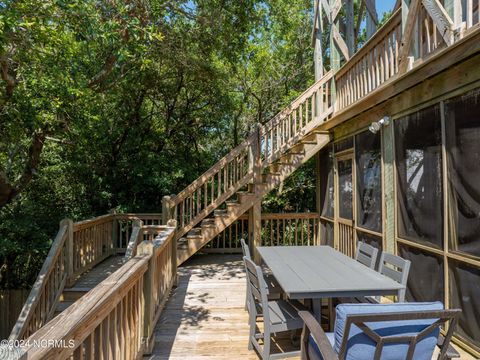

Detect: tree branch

[0,131,46,209]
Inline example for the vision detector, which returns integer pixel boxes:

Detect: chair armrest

[298,310,338,360]
[437,335,461,359]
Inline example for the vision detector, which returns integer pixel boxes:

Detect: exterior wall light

[368,116,391,134]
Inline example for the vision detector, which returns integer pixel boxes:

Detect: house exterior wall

[317,51,480,357]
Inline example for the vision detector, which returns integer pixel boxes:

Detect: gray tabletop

[257,246,405,299]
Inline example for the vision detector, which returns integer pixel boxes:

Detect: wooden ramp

[147,254,300,360]
[55,255,125,315]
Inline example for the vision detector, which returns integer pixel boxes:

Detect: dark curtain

[397,244,444,302]
[445,88,480,258]
[394,105,444,248]
[355,130,382,232]
[338,159,353,219]
[320,220,334,247]
[449,260,480,348]
[319,146,334,219]
[357,231,382,269]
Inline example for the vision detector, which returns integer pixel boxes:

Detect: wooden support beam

[382,123,395,254]
[365,0,378,39]
[444,0,462,28]
[365,0,379,25]
[330,0,342,22]
[422,0,455,45]
[314,0,324,80]
[322,0,332,23]
[345,0,355,57]
[398,0,422,74]
[332,25,350,61]
[61,218,75,287]
[355,1,366,45]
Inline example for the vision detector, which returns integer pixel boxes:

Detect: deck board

[148,254,299,360]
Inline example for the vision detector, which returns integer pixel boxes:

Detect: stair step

[300,139,317,144]
[237,191,255,203]
[269,163,282,173]
[262,173,281,183]
[225,200,239,210]
[202,218,215,225]
[177,238,189,249]
[62,288,89,301]
[214,209,228,217]
[301,131,317,143]
[187,228,202,238]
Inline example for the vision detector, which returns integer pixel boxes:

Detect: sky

[377,0,397,17]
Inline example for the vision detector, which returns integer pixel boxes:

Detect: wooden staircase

[164,71,335,265]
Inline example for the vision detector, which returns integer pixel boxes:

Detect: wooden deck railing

[204,212,320,252]
[8,222,70,341]
[19,225,176,360]
[260,71,334,165]
[9,212,162,341]
[335,9,402,111]
[164,71,334,241]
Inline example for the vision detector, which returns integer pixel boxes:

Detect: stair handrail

[162,71,333,237]
[170,132,257,207]
[19,225,177,360]
[9,220,70,340]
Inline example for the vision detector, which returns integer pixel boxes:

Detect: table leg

[312,299,323,324]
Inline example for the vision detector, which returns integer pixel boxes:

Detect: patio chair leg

[248,311,256,350]
[263,330,271,360]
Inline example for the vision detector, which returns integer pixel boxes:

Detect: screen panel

[449,259,480,350]
[397,243,444,302]
[445,88,480,259]
[395,105,443,248]
[319,146,334,219]
[355,130,382,232]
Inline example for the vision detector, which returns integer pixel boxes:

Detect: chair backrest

[334,302,460,360]
[241,238,251,260]
[355,241,379,269]
[243,256,269,311]
[378,252,411,302]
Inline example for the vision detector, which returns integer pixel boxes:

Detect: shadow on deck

[147,254,298,360]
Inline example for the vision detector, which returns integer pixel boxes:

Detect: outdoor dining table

[257,245,406,321]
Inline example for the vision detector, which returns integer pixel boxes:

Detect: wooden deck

[146,253,475,360]
[147,254,299,360]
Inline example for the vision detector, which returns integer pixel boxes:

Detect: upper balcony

[314,0,480,126]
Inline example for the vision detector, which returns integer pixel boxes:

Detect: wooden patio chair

[355,241,379,269]
[299,302,461,360]
[244,256,305,360]
[241,238,282,312]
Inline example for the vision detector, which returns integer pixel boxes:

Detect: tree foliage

[0,0,317,289]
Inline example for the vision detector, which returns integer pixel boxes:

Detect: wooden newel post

[138,241,156,354]
[167,219,179,286]
[109,209,119,253]
[162,195,173,224]
[60,218,74,286]
[249,123,263,186]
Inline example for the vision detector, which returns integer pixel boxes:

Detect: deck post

[248,202,262,264]
[109,209,119,253]
[382,120,396,254]
[167,219,179,287]
[138,241,156,354]
[60,218,75,287]
[162,195,172,224]
[366,0,378,40]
